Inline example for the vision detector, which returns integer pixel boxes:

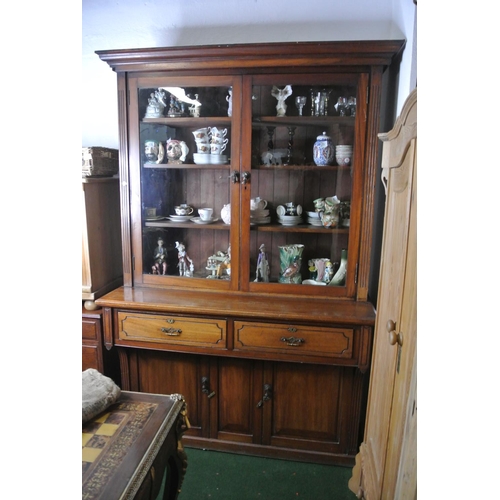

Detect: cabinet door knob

[387,320,403,346]
[229,171,240,183]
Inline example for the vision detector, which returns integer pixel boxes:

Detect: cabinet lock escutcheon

[257,383,273,408]
[201,376,216,399]
[241,171,251,184]
[280,336,305,347]
[161,327,182,336]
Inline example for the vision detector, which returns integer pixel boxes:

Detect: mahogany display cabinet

[95,40,405,465]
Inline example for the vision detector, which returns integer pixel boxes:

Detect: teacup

[192,128,211,142]
[198,208,213,221]
[250,197,267,211]
[313,198,325,211]
[196,143,210,154]
[210,127,227,139]
[285,202,298,215]
[211,140,228,155]
[175,204,194,216]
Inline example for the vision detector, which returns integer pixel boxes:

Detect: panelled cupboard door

[119,348,211,439]
[349,89,417,500]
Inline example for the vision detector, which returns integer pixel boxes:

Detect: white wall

[82,0,416,148]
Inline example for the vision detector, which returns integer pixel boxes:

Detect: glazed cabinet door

[125,75,242,290]
[241,73,369,298]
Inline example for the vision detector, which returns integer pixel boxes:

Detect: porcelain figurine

[152,237,167,275]
[144,89,167,119]
[271,85,292,117]
[175,241,194,277]
[254,244,270,282]
[206,245,231,279]
[188,93,201,117]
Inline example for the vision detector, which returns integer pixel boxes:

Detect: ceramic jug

[278,244,304,284]
[166,139,189,163]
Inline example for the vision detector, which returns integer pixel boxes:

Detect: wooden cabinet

[82,306,121,384]
[82,177,123,310]
[349,89,417,497]
[95,41,405,465]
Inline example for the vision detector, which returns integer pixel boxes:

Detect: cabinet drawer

[82,319,99,340]
[117,312,227,349]
[234,321,353,360]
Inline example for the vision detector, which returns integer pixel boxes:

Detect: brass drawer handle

[161,327,182,336]
[280,336,305,347]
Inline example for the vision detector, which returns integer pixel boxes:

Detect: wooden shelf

[253,116,355,127]
[142,117,231,126]
[143,162,231,169]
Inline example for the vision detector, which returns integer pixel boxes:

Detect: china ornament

[313,131,334,166]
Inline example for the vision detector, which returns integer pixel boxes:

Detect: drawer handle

[280,336,305,347]
[161,327,182,336]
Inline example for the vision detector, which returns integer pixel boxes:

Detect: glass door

[128,75,241,290]
[242,73,367,298]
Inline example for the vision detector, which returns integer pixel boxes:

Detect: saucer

[251,216,271,224]
[278,214,302,221]
[209,154,228,165]
[306,211,320,219]
[168,215,194,222]
[307,218,323,226]
[144,216,166,221]
[250,209,270,217]
[191,217,219,225]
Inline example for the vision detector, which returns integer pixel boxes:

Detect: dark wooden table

[82,391,189,499]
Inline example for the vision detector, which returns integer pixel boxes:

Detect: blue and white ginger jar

[313,131,334,166]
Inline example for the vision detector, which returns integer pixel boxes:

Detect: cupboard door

[261,362,363,456]
[129,349,211,439]
[213,358,263,444]
[349,89,417,499]
[242,73,368,299]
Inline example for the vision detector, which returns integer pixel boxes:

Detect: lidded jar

[313,131,334,166]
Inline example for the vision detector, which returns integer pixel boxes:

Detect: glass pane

[137,85,233,282]
[249,80,356,290]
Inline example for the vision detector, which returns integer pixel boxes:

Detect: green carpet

[177,447,357,499]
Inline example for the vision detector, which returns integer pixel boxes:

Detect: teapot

[166,138,189,164]
[250,197,267,211]
[221,204,231,225]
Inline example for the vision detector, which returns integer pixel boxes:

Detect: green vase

[328,248,347,286]
[279,244,304,284]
